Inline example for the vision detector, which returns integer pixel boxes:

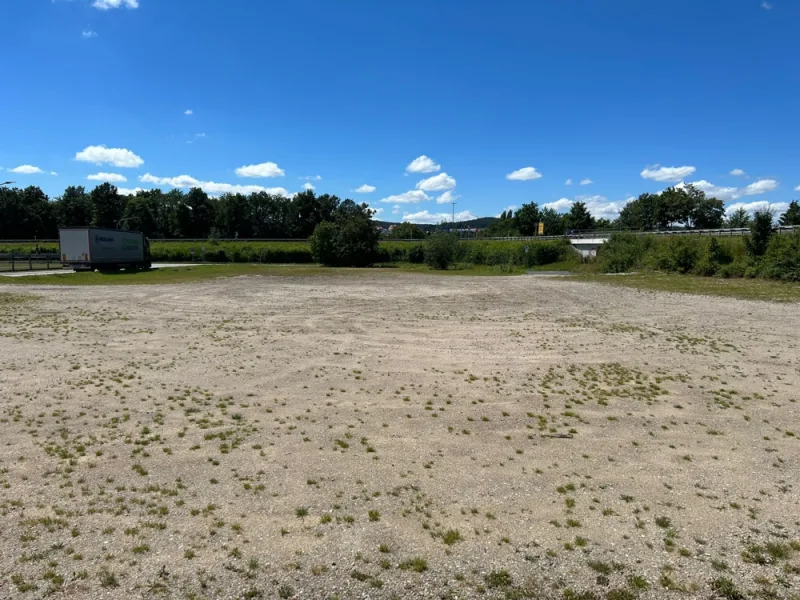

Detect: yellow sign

[538,222,544,235]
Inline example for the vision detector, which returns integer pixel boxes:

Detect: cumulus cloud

[435,190,460,205]
[416,172,456,192]
[184,109,193,115]
[678,178,779,201]
[302,182,315,191]
[75,145,143,168]
[795,185,800,192]
[725,201,787,217]
[729,168,746,177]
[370,207,384,217]
[301,175,322,181]
[82,30,97,38]
[640,164,696,182]
[354,184,376,193]
[235,161,285,178]
[580,178,592,186]
[544,195,630,220]
[50,172,58,176]
[496,205,518,217]
[92,0,139,9]
[9,165,44,174]
[506,166,542,181]
[405,155,441,174]
[379,190,430,204]
[402,210,477,225]
[87,172,126,183]
[139,173,291,197]
[117,187,145,196]
[565,178,573,186]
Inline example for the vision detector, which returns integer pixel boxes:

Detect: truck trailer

[59,227,152,272]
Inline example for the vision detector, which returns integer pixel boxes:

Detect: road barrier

[0,253,62,273]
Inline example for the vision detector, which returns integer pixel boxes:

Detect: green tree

[56,186,92,228]
[746,209,774,258]
[121,194,157,237]
[691,196,725,229]
[390,222,426,239]
[514,202,540,236]
[424,232,460,269]
[618,193,659,230]
[779,201,800,226]
[539,207,565,236]
[90,183,125,229]
[726,207,751,228]
[566,201,594,231]
[309,205,379,267]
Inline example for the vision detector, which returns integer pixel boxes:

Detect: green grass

[571,272,800,302]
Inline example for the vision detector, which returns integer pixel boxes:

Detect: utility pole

[451,200,457,235]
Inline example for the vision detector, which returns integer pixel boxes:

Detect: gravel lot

[1,274,798,599]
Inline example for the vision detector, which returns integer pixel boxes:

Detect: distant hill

[376,217,499,230]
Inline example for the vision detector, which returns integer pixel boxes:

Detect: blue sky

[2,0,798,224]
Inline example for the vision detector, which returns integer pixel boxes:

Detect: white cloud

[544,195,630,220]
[302,182,315,191]
[9,165,44,174]
[92,0,139,9]
[354,184,376,193]
[580,178,593,186]
[543,198,573,212]
[392,204,401,215]
[117,187,145,196]
[87,172,127,183]
[740,179,778,196]
[82,30,97,38]
[795,185,800,192]
[370,207,384,217]
[184,109,193,116]
[379,190,430,204]
[678,178,779,201]
[75,145,143,168]
[50,172,58,176]
[402,210,477,225]
[301,175,322,181]
[406,155,441,174]
[761,1,773,9]
[139,173,290,197]
[725,201,787,217]
[640,164,696,182]
[435,190,460,205]
[416,172,456,192]
[506,166,542,181]
[729,168,746,177]
[235,161,285,178]
[496,205,518,217]
[565,178,573,186]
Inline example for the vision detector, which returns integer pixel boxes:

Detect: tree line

[1,181,798,241]
[0,183,372,240]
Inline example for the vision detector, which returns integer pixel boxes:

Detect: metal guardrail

[0,253,62,272]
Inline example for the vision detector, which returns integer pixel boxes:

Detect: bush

[425,233,461,270]
[310,217,379,267]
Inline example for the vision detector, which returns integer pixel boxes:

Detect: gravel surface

[1,274,798,600]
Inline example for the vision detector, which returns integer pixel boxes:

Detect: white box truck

[59,227,152,272]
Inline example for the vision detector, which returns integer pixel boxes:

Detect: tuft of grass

[484,569,513,588]
[710,577,746,600]
[398,557,428,573]
[442,529,463,545]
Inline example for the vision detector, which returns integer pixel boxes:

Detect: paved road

[0,263,203,278]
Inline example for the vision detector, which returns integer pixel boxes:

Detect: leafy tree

[617,193,660,230]
[539,207,565,236]
[177,187,215,238]
[514,202,540,236]
[691,196,725,229]
[726,207,751,228]
[390,222,426,239]
[779,201,800,226]
[292,191,339,238]
[424,232,460,269]
[90,183,125,229]
[309,206,379,267]
[56,186,92,228]
[121,195,157,237]
[566,201,594,231]
[746,209,774,258]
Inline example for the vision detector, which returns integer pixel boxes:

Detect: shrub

[425,233,461,270]
[310,217,380,267]
[746,209,774,258]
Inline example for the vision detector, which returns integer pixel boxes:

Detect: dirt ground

[1,274,799,600]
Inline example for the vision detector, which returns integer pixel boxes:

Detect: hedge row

[598,232,800,281]
[1,238,574,268]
